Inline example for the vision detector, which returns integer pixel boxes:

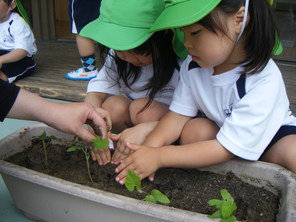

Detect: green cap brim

[150,0,220,32]
[80,19,153,51]
[273,34,283,55]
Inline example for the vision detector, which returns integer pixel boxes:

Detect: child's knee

[102,96,131,127]
[0,72,8,82]
[180,118,218,144]
[262,135,296,174]
[129,99,168,125]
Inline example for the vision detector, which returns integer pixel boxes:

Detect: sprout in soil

[125,169,170,204]
[34,131,58,168]
[67,136,109,182]
[207,189,237,222]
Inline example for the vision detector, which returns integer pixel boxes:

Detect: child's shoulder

[9,12,28,26]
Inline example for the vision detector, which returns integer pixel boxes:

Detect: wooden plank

[15,41,102,102]
[278,63,296,114]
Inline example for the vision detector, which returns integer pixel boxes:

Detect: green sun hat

[150,0,221,33]
[80,0,165,51]
[151,0,283,55]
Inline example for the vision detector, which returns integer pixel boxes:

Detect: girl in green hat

[0,0,37,83]
[80,0,186,165]
[115,0,296,183]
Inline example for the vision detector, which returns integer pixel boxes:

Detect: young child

[65,0,101,81]
[80,0,185,165]
[115,0,296,183]
[0,0,37,83]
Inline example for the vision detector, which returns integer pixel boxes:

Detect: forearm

[0,49,27,64]
[145,111,190,147]
[84,92,106,108]
[7,89,56,122]
[158,140,234,169]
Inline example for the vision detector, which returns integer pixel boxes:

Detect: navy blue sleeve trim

[0,80,20,122]
[188,60,201,71]
[236,74,246,99]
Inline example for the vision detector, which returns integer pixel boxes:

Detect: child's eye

[191,30,200,36]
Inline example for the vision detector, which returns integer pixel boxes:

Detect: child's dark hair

[4,0,14,4]
[100,29,179,111]
[199,0,278,75]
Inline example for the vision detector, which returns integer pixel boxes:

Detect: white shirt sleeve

[169,58,199,117]
[87,54,121,95]
[217,61,291,160]
[12,13,37,56]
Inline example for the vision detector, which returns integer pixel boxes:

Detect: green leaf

[208,210,222,218]
[208,199,223,209]
[67,146,82,152]
[220,190,237,218]
[151,189,170,204]
[91,137,109,150]
[144,194,157,203]
[221,189,234,205]
[221,215,236,222]
[125,169,141,192]
[221,202,232,218]
[39,132,46,140]
[221,202,237,218]
[49,135,58,140]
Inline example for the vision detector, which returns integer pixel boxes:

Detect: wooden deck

[15,40,102,102]
[15,40,296,114]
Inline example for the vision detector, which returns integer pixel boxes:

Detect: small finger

[91,150,97,161]
[148,174,155,181]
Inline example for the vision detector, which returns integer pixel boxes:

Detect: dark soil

[6,137,280,222]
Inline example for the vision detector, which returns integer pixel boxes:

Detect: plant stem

[43,140,48,168]
[84,150,93,183]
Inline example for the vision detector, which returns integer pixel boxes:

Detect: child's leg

[129,98,169,125]
[260,134,296,174]
[76,35,96,58]
[66,0,100,80]
[180,118,219,144]
[1,57,36,83]
[102,95,132,133]
[0,71,8,82]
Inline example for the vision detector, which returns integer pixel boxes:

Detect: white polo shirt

[170,56,296,160]
[0,12,37,57]
[87,50,181,106]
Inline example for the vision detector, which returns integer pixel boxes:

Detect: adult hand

[45,102,111,143]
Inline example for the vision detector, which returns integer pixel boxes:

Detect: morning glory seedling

[34,131,58,168]
[207,189,237,222]
[91,137,109,150]
[125,169,170,204]
[67,136,109,182]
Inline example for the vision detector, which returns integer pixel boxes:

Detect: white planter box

[0,123,295,222]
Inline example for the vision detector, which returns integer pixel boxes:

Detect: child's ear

[234,6,249,34]
[10,1,17,11]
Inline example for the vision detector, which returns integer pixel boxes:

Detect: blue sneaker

[65,68,98,80]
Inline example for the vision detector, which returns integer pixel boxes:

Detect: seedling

[67,136,109,182]
[207,189,237,222]
[34,131,57,168]
[125,169,170,204]
[91,136,109,150]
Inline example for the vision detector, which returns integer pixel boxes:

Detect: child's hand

[111,122,159,164]
[110,133,134,164]
[115,142,161,184]
[91,148,111,166]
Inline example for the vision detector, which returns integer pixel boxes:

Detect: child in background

[115,0,296,183]
[65,0,101,81]
[0,0,37,83]
[80,0,185,165]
